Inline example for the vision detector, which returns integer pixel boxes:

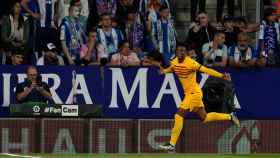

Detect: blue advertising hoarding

[103,67,280,119]
[0,66,280,119]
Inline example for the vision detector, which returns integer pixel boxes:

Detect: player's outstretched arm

[199,66,231,81]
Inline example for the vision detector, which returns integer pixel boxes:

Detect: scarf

[233,46,253,62]
[98,28,119,55]
[154,19,176,54]
[262,21,280,54]
[64,17,86,56]
[126,16,144,49]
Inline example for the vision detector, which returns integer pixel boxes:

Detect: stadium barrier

[0,118,279,154]
[0,66,280,119]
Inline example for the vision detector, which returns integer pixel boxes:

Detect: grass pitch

[1,153,280,158]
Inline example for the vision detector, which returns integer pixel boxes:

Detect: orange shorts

[179,91,204,112]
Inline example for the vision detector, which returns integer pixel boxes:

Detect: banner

[103,67,187,118]
[103,67,280,119]
[0,66,280,119]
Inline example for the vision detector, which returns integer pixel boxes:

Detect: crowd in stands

[0,0,279,68]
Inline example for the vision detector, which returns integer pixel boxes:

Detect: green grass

[1,154,280,158]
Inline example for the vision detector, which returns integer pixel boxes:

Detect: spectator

[57,0,89,30]
[186,12,216,64]
[228,32,258,68]
[115,0,137,32]
[10,47,25,65]
[110,40,140,66]
[258,8,280,67]
[125,7,144,56]
[146,0,167,33]
[139,0,170,20]
[21,0,40,20]
[202,31,227,67]
[190,0,206,22]
[37,43,64,65]
[60,2,87,65]
[186,45,198,61]
[89,0,118,27]
[36,0,60,59]
[37,0,57,28]
[16,66,52,104]
[1,0,30,64]
[20,0,40,62]
[222,15,240,48]
[80,29,106,66]
[97,13,124,58]
[144,0,163,53]
[216,0,235,23]
[234,16,259,33]
[151,6,176,66]
[139,0,169,15]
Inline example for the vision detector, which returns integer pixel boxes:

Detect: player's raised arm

[190,58,231,81]
[199,65,231,81]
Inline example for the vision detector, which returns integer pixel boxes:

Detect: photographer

[16,66,52,103]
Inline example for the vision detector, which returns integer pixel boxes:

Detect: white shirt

[202,41,228,65]
[37,54,65,65]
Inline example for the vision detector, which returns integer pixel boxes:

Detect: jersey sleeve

[189,58,202,71]
[199,66,224,78]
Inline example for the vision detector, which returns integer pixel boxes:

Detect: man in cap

[37,43,64,65]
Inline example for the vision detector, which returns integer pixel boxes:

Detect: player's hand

[222,73,231,81]
[158,68,165,75]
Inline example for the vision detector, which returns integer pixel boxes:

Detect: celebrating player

[151,43,240,151]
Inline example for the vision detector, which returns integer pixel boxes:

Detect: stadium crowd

[0,0,279,68]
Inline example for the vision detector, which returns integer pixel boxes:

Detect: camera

[36,75,42,87]
[25,78,32,87]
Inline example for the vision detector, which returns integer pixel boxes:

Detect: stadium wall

[0,118,279,154]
